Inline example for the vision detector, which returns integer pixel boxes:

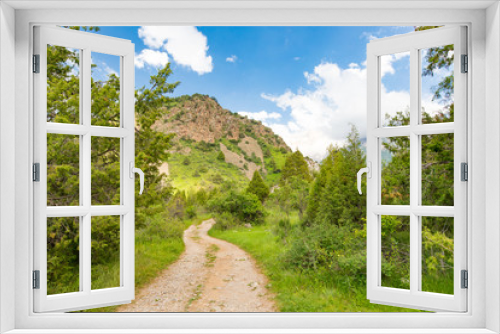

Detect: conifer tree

[246,170,270,202]
[281,150,311,185]
[217,151,225,161]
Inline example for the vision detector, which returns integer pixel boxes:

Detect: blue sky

[89,26,451,161]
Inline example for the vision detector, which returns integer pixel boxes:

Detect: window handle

[357,162,371,195]
[129,162,145,195]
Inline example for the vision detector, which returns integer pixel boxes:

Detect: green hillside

[155,94,294,192]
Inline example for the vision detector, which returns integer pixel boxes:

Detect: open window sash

[33,26,136,312]
[365,26,467,312]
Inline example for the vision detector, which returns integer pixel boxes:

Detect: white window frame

[33,25,136,313]
[366,26,467,312]
[1,1,499,333]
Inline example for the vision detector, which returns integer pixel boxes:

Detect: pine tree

[281,150,311,184]
[217,151,225,161]
[246,170,270,202]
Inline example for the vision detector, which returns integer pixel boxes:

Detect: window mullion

[409,47,420,295]
[82,48,92,294]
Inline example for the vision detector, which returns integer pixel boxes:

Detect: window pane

[91,137,121,205]
[47,45,80,124]
[381,215,410,290]
[91,52,121,127]
[380,52,410,127]
[47,134,80,206]
[421,45,454,124]
[91,216,121,290]
[421,217,454,294]
[421,134,454,206]
[381,137,410,205]
[47,217,80,295]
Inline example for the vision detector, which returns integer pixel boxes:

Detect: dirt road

[116,218,276,312]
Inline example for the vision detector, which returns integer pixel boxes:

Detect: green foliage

[209,190,264,224]
[183,156,191,165]
[281,150,311,184]
[272,175,310,219]
[246,171,270,202]
[217,151,225,161]
[212,212,240,231]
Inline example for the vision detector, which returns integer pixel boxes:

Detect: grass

[209,223,420,312]
[168,141,248,192]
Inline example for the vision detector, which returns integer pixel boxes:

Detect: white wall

[0,2,16,333]
[486,2,500,333]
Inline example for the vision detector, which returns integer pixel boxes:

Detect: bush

[212,212,240,231]
[271,217,293,244]
[141,216,184,241]
[210,173,224,184]
[217,151,225,161]
[185,205,197,219]
[283,223,367,287]
[208,190,264,224]
[182,156,191,165]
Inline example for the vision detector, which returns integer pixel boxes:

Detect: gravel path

[116,218,276,312]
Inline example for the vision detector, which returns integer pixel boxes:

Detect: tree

[217,151,225,161]
[46,26,179,292]
[281,150,311,184]
[209,190,264,224]
[246,170,270,202]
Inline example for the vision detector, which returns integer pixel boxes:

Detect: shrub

[141,215,184,241]
[182,156,191,165]
[185,205,197,219]
[208,190,264,224]
[212,212,239,231]
[217,151,225,161]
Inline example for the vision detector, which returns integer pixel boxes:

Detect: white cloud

[238,110,281,125]
[380,51,409,77]
[138,26,213,75]
[263,56,411,161]
[294,57,301,61]
[134,49,169,69]
[226,55,238,63]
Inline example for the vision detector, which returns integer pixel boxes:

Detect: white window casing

[0,2,497,333]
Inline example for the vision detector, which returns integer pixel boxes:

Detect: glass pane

[381,215,410,290]
[91,216,121,290]
[421,217,454,294]
[421,134,454,206]
[47,134,80,206]
[91,137,121,205]
[421,45,454,124]
[91,52,121,127]
[380,52,410,127]
[47,45,80,124]
[47,217,80,295]
[381,137,410,205]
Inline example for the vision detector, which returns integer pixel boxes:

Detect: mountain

[154,94,292,191]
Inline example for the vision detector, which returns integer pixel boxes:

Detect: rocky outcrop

[155,94,289,150]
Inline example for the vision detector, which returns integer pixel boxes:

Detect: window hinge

[461,162,468,182]
[461,54,468,73]
[33,270,40,289]
[33,163,40,182]
[461,270,468,289]
[33,54,40,73]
